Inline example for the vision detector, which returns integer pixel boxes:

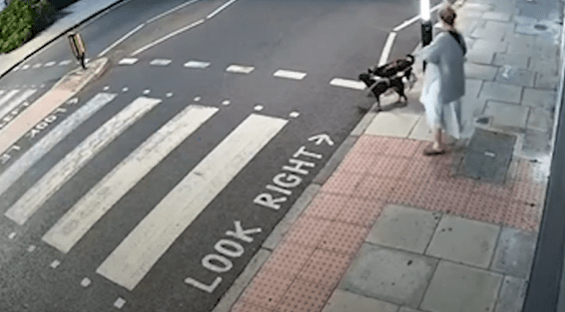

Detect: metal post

[68,32,87,70]
[420,0,433,72]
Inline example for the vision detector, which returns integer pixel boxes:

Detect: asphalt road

[0,0,441,311]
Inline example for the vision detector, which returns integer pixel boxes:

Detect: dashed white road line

[378,32,397,67]
[22,65,30,70]
[329,78,366,90]
[150,59,172,66]
[81,278,91,287]
[207,0,238,19]
[273,69,307,80]
[194,96,201,102]
[166,92,174,98]
[254,105,264,111]
[131,19,204,56]
[184,60,210,68]
[99,24,145,57]
[59,60,72,66]
[147,0,202,23]
[32,64,42,69]
[114,298,126,309]
[44,61,56,67]
[222,100,230,106]
[50,260,61,268]
[119,58,138,65]
[226,65,254,74]
[8,232,16,239]
[289,111,300,118]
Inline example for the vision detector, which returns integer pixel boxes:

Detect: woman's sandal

[423,145,447,156]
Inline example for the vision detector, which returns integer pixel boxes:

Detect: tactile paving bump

[412,179,474,214]
[320,172,364,195]
[297,249,352,288]
[337,151,379,173]
[239,269,294,310]
[463,193,508,224]
[275,279,333,312]
[261,242,316,278]
[368,156,411,178]
[336,198,386,227]
[504,200,543,232]
[384,138,423,158]
[353,175,398,201]
[319,221,369,255]
[512,181,546,206]
[304,192,349,220]
[284,216,332,248]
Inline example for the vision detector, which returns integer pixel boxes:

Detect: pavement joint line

[147,0,202,24]
[206,0,238,19]
[131,19,204,56]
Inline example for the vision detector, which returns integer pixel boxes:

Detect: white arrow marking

[67,98,79,105]
[308,134,334,146]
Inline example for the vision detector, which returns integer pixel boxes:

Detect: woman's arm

[415,33,445,64]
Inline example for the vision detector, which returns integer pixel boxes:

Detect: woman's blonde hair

[438,3,457,26]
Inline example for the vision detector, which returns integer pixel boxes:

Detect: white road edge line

[99,24,145,57]
[378,32,397,67]
[131,19,204,56]
[329,78,366,90]
[147,0,202,23]
[392,3,444,32]
[206,0,238,19]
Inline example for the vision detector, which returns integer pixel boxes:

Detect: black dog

[368,55,416,90]
[358,73,407,112]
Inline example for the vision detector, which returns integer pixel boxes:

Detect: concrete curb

[0,0,126,79]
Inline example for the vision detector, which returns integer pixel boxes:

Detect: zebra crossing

[0,89,289,294]
[0,87,42,135]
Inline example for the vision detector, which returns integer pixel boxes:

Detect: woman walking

[418,3,467,156]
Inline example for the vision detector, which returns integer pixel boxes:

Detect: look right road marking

[0,93,117,198]
[96,113,287,291]
[5,96,161,225]
[42,105,219,253]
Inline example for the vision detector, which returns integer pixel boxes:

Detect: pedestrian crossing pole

[68,32,87,70]
[420,0,432,72]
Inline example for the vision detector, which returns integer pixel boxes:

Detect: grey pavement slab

[426,215,501,268]
[522,88,556,110]
[472,38,508,53]
[535,72,560,90]
[471,26,506,41]
[339,244,438,308]
[534,37,560,60]
[366,205,441,254]
[466,49,495,65]
[495,66,535,87]
[484,101,529,129]
[491,227,537,279]
[522,129,552,157]
[493,53,530,69]
[465,63,498,80]
[529,58,559,76]
[465,78,483,98]
[480,81,522,103]
[421,261,503,312]
[483,11,512,22]
[322,289,399,312]
[527,108,553,133]
[495,276,528,312]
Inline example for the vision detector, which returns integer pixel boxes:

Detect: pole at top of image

[420,0,433,71]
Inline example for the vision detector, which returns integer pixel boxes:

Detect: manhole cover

[534,24,548,30]
[458,129,516,182]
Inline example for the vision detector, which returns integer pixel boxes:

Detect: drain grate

[458,129,516,183]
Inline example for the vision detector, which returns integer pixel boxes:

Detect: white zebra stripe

[0,93,117,197]
[0,90,20,109]
[5,96,160,225]
[42,105,218,253]
[0,89,36,121]
[96,113,287,290]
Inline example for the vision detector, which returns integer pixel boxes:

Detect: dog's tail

[406,54,415,64]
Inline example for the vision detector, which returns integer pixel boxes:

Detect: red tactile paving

[231,301,273,312]
[512,181,547,206]
[336,198,386,227]
[261,242,316,278]
[319,221,369,255]
[368,156,411,178]
[337,151,379,174]
[473,182,514,199]
[297,249,352,288]
[349,135,392,155]
[284,216,332,248]
[320,171,364,196]
[383,139,423,158]
[275,279,333,312]
[304,193,349,220]
[504,200,543,232]
[388,181,424,207]
[462,193,508,224]
[352,175,398,201]
[413,179,474,214]
[404,160,438,182]
[239,269,294,310]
